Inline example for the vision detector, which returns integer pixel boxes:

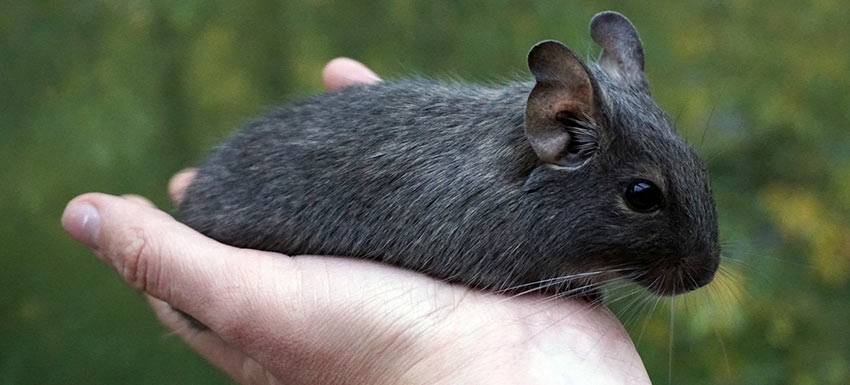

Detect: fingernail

[62,202,101,249]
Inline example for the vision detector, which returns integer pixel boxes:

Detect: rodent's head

[523,11,719,296]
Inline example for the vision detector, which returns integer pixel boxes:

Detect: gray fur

[178,12,719,299]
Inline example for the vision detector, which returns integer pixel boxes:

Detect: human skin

[61,58,651,385]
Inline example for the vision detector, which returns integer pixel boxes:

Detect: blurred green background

[2,1,849,384]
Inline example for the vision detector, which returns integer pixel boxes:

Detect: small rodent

[178,11,719,301]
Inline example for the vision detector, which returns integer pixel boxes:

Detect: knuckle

[114,226,161,293]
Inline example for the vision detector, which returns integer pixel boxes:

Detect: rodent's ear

[526,40,600,167]
[590,11,647,88]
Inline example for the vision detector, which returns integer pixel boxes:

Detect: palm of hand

[60,58,650,385]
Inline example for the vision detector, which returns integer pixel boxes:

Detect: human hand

[61,58,650,385]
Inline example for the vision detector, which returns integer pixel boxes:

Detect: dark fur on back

[179,12,719,297]
[179,75,718,294]
[180,80,549,290]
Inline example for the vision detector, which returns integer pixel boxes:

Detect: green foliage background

[2,1,849,384]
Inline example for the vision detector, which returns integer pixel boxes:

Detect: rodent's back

[179,11,722,301]
[179,79,543,289]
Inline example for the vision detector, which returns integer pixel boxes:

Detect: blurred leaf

[2,1,849,384]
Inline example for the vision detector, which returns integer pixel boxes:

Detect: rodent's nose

[642,254,719,296]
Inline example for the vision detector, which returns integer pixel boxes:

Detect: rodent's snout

[638,252,720,296]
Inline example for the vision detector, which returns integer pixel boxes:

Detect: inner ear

[525,40,600,167]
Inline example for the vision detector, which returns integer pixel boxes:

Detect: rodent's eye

[624,179,663,213]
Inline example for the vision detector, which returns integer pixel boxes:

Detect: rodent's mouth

[632,263,718,296]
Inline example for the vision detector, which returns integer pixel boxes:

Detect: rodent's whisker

[530,275,625,306]
[668,296,676,385]
[602,285,643,307]
[495,266,631,295]
[540,277,625,306]
[614,289,648,328]
[635,281,664,346]
[501,275,618,305]
[627,287,660,327]
[713,322,734,379]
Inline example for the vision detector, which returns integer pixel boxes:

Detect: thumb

[59,193,440,384]
[60,193,297,332]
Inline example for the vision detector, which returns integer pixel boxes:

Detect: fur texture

[178,12,719,298]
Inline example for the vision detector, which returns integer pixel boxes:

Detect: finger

[61,193,342,380]
[322,57,381,91]
[146,296,280,385]
[121,194,155,208]
[60,193,295,332]
[168,168,197,206]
